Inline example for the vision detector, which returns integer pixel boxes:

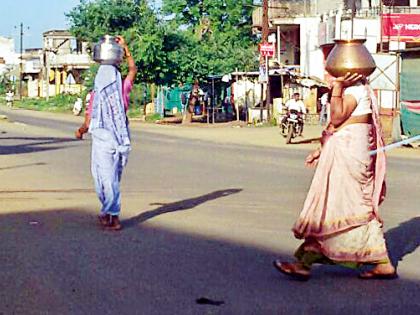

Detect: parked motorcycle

[280,109,303,144]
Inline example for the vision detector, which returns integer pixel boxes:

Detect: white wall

[339,18,379,52]
[0,36,19,65]
[297,17,326,78]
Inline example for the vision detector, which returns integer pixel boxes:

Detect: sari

[292,85,388,266]
[89,65,131,216]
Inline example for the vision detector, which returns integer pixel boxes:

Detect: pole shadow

[292,136,321,144]
[385,217,420,268]
[123,188,243,228]
[0,162,47,171]
[0,136,78,155]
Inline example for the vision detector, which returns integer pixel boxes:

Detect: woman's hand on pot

[333,72,363,88]
[115,36,127,48]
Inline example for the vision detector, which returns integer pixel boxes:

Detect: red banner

[258,43,275,57]
[382,13,420,42]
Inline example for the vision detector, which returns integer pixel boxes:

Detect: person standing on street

[89,36,137,230]
[273,72,397,280]
[6,89,14,108]
[319,92,329,126]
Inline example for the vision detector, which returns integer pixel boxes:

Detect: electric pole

[379,0,383,52]
[15,23,29,100]
[262,0,271,121]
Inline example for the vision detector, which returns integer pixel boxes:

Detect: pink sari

[292,86,388,263]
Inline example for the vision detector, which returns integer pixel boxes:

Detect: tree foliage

[162,0,258,81]
[66,0,258,85]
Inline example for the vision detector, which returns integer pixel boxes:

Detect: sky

[0,0,85,50]
[0,0,163,51]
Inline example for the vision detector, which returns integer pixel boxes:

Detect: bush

[145,113,162,122]
[14,94,79,112]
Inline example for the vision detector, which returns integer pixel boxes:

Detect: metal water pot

[93,35,124,65]
[325,39,376,78]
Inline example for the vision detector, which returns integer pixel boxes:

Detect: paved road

[0,107,419,314]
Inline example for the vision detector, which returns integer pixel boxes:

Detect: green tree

[67,0,171,85]
[161,0,258,81]
[66,0,258,85]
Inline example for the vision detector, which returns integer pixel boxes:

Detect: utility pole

[15,23,29,100]
[379,0,383,52]
[262,0,271,122]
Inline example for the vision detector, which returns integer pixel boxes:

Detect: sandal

[104,215,122,231]
[359,271,398,280]
[98,214,110,227]
[273,260,310,281]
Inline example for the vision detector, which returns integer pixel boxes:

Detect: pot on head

[325,39,376,78]
[93,35,124,65]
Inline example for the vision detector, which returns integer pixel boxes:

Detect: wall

[316,0,345,15]
[339,18,379,51]
[298,17,326,78]
[0,37,18,66]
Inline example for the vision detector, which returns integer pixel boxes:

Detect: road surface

[0,107,419,314]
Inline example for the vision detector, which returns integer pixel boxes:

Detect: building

[0,36,19,79]
[252,1,420,134]
[40,30,92,98]
[21,48,43,97]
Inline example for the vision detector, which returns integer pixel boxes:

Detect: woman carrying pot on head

[273,69,397,280]
[88,35,137,230]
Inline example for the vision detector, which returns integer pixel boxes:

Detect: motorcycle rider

[281,92,306,135]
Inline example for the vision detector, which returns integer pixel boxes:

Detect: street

[0,107,419,315]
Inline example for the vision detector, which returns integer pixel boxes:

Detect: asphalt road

[0,107,419,315]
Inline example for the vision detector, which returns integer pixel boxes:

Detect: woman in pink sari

[273,73,397,280]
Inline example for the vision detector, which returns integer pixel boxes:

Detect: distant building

[252,0,420,78]
[41,30,93,98]
[0,36,18,78]
[19,30,93,98]
[252,0,420,137]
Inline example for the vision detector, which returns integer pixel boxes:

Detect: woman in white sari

[273,73,397,280]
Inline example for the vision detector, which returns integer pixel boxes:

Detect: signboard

[258,64,267,83]
[382,13,420,42]
[259,43,275,57]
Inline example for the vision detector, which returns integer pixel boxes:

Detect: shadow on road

[123,188,243,228]
[0,162,47,171]
[0,136,78,155]
[292,136,321,145]
[0,208,418,314]
[385,217,420,268]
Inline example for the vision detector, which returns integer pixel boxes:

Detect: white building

[253,0,420,112]
[0,36,19,77]
[41,30,92,97]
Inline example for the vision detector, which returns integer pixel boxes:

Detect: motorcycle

[280,109,303,144]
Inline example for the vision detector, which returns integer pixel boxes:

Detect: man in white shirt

[284,93,306,114]
[281,93,306,134]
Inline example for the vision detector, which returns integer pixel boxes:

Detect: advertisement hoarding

[382,13,420,42]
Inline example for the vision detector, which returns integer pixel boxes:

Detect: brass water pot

[325,39,376,78]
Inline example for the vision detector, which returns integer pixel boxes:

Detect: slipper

[272,260,310,281]
[358,271,398,280]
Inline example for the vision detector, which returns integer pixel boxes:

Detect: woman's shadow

[385,217,420,268]
[123,188,242,228]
